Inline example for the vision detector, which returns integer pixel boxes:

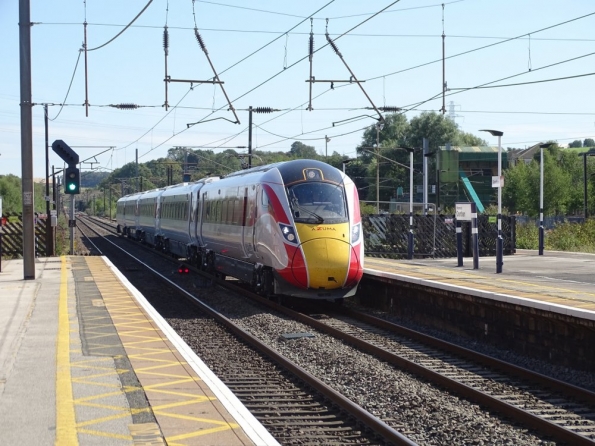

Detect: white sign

[492,175,504,188]
[23,192,33,206]
[455,202,472,221]
[0,196,2,217]
[50,210,57,216]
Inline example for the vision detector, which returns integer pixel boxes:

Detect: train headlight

[351,223,361,243]
[279,223,298,245]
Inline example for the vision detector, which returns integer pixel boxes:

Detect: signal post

[52,140,80,255]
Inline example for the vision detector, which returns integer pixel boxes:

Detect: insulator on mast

[194,28,208,54]
[254,107,274,114]
[110,103,139,109]
[163,26,169,55]
[326,33,341,57]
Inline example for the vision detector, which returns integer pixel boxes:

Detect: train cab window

[288,182,347,224]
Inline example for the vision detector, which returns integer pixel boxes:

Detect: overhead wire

[365,11,595,82]
[87,0,154,51]
[195,0,464,20]
[134,0,338,159]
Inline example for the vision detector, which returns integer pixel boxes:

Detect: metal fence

[515,215,584,229]
[363,214,516,259]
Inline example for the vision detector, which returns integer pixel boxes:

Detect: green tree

[0,174,22,214]
[289,141,318,159]
[569,140,582,148]
[583,138,595,148]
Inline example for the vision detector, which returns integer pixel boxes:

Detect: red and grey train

[116,159,364,300]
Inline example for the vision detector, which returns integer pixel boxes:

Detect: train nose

[292,238,352,289]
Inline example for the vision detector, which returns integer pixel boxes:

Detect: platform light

[480,129,504,273]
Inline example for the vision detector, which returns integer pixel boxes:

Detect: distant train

[116,159,364,300]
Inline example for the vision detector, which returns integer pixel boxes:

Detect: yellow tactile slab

[365,258,595,312]
[83,257,254,446]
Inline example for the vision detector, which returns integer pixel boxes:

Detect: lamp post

[404,147,415,259]
[375,121,384,214]
[578,148,595,219]
[480,129,504,273]
[325,135,331,160]
[538,143,553,255]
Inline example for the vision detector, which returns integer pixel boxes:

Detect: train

[116,159,364,300]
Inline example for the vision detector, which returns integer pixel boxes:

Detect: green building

[438,145,508,212]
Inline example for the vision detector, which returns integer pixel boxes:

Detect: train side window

[261,190,269,208]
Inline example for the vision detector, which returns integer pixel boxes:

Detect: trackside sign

[455,202,472,221]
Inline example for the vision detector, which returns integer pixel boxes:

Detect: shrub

[515,222,538,249]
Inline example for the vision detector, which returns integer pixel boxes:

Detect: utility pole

[441,4,447,115]
[136,148,139,193]
[44,104,54,256]
[375,122,384,214]
[19,0,35,278]
[248,107,253,168]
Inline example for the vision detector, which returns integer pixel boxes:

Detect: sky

[2,0,595,179]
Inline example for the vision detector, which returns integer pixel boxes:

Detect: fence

[1,211,514,261]
[0,213,48,258]
[362,214,516,259]
[515,215,584,229]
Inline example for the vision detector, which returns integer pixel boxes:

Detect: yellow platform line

[85,258,249,444]
[55,256,78,446]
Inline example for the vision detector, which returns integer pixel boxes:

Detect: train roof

[223,159,344,184]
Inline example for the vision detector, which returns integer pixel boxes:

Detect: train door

[198,191,207,243]
[251,185,261,258]
[241,186,256,258]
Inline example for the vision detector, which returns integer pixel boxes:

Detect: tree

[289,141,318,159]
[0,174,22,214]
[407,112,458,150]
[569,140,582,148]
[583,138,595,148]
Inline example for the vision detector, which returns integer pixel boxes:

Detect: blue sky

[2,0,595,178]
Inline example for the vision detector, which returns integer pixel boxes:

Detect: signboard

[492,175,504,188]
[455,202,472,221]
[488,216,497,223]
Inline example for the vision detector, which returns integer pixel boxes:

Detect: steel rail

[76,216,417,446]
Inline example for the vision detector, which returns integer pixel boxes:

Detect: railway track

[78,215,595,445]
[77,215,410,446]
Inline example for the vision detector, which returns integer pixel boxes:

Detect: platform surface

[0,256,279,446]
[365,249,595,320]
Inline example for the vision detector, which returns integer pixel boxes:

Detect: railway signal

[64,166,80,195]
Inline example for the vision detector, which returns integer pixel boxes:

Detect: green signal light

[68,183,76,191]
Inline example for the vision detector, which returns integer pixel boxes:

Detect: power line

[134,1,338,159]
[365,11,595,82]
[195,0,463,20]
[87,0,154,51]
[449,71,595,90]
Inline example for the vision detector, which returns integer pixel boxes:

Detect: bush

[515,222,538,249]
[546,219,595,253]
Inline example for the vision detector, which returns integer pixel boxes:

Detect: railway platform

[364,249,595,320]
[0,256,279,446]
[363,249,595,370]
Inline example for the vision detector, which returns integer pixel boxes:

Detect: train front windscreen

[287,182,348,224]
